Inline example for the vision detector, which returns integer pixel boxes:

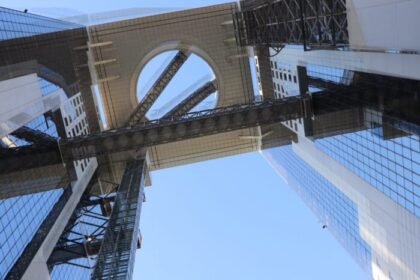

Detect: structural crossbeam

[60,97,306,161]
[48,240,102,265]
[127,51,189,125]
[163,79,217,118]
[0,144,61,174]
[11,126,57,144]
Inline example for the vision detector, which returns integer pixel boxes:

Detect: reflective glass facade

[0,190,63,278]
[266,46,420,279]
[304,63,420,217]
[0,112,63,278]
[315,129,420,217]
[0,8,77,279]
[51,259,92,280]
[263,145,372,273]
[0,7,81,41]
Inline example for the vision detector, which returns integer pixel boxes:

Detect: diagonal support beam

[127,51,189,125]
[162,79,217,118]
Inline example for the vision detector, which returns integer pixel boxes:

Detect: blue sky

[136,152,368,280]
[1,0,369,279]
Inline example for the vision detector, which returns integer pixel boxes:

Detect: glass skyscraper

[1,1,419,280]
[0,8,83,279]
[255,39,420,279]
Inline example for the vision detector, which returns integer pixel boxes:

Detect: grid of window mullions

[269,146,372,272]
[304,64,420,216]
[316,131,420,215]
[0,7,81,41]
[0,190,62,278]
[0,7,80,28]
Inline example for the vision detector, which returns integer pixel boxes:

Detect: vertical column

[91,160,145,280]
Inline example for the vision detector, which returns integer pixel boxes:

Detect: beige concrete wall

[89,3,253,128]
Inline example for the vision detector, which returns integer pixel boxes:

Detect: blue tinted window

[0,7,82,41]
[264,146,372,273]
[315,129,420,217]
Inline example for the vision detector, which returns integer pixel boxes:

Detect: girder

[49,240,102,265]
[237,0,348,49]
[91,160,145,280]
[0,144,61,174]
[308,74,420,123]
[11,126,57,144]
[60,97,306,161]
[163,79,217,118]
[127,51,189,125]
[3,73,419,171]
[307,73,420,138]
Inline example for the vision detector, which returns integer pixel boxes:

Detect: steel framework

[0,144,61,174]
[126,51,189,125]
[48,182,117,270]
[11,126,57,144]
[91,160,145,280]
[60,96,307,161]
[2,68,419,172]
[237,0,348,50]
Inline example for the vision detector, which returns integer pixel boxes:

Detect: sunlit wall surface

[263,146,372,273]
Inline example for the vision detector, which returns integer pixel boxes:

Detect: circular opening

[136,50,217,120]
